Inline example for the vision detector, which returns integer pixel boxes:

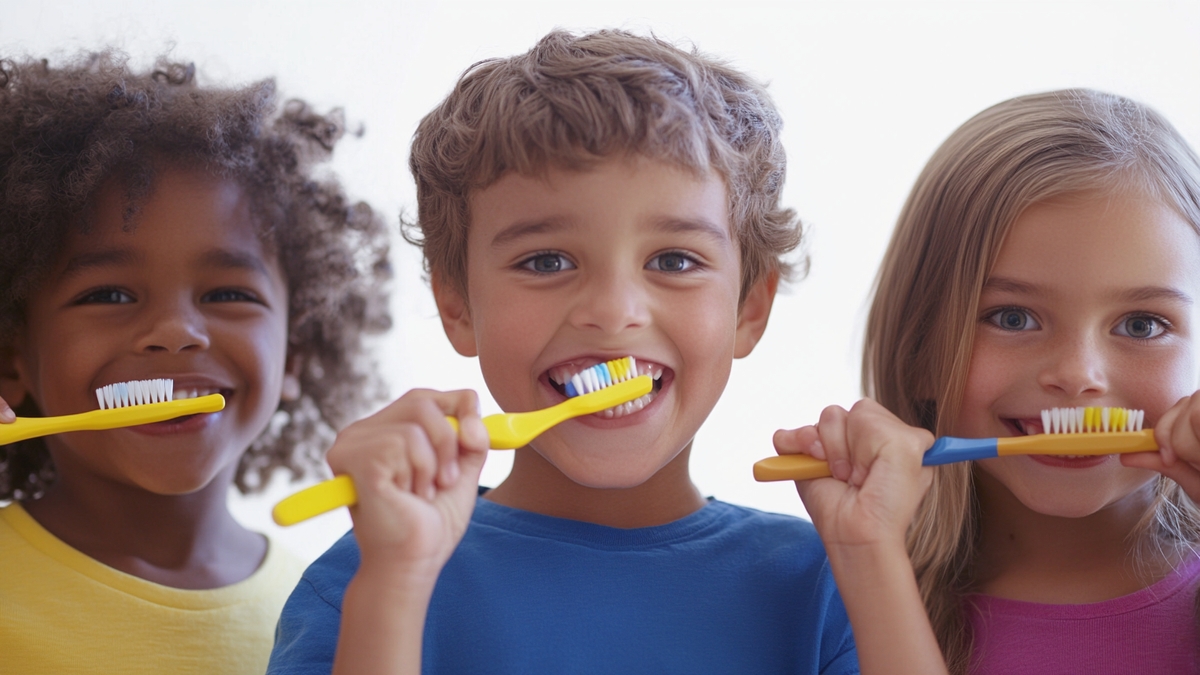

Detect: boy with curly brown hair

[269,30,858,675]
[0,52,391,674]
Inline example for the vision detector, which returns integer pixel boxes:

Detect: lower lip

[1028,454,1110,469]
[126,412,219,436]
[546,379,667,428]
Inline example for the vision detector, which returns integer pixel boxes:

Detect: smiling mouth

[546,360,666,419]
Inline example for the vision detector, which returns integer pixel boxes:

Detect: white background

[3,0,1198,563]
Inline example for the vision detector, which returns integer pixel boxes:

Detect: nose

[568,267,651,335]
[134,295,211,354]
[1036,333,1108,399]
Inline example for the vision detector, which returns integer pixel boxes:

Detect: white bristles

[1040,406,1144,434]
[95,379,175,410]
[564,357,637,397]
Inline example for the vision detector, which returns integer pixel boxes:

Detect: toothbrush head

[95,379,176,410]
[1040,407,1145,434]
[564,357,640,398]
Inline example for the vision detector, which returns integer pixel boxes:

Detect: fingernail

[810,440,826,460]
[0,406,14,423]
[441,462,460,485]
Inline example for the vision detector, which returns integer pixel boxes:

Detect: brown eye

[647,251,698,273]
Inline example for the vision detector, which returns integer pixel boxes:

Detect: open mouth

[546,359,666,419]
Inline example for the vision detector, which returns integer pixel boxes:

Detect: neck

[23,457,264,590]
[484,443,706,528]
[973,467,1171,603]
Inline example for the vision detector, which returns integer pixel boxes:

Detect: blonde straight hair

[862,89,1200,673]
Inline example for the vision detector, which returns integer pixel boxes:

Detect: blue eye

[647,252,697,273]
[1114,314,1167,339]
[75,288,135,305]
[986,308,1040,331]
[519,253,576,274]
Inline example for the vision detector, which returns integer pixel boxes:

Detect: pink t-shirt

[965,554,1200,674]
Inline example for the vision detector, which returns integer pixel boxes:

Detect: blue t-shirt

[268,497,858,674]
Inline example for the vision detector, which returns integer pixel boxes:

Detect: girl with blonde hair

[774,89,1200,674]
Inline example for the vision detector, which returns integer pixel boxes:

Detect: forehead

[53,167,280,279]
[467,158,732,246]
[992,189,1200,294]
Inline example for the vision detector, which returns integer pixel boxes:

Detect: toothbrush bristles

[1040,406,1144,433]
[565,357,637,398]
[95,379,175,410]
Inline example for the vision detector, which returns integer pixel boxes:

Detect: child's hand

[325,389,490,579]
[0,395,13,423]
[1123,392,1200,502]
[773,399,933,551]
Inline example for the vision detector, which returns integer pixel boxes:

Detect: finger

[1122,451,1200,501]
[1155,396,1189,465]
[773,426,824,459]
[816,405,851,482]
[1174,401,1200,467]
[395,423,439,501]
[407,394,472,488]
[0,396,13,423]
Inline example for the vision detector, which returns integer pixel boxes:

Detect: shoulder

[701,500,827,561]
[291,529,361,611]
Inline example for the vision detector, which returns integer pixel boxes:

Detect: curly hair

[405,29,805,303]
[0,51,392,500]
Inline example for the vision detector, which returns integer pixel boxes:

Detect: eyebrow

[981,276,1041,296]
[984,276,1193,306]
[199,248,271,276]
[59,248,142,281]
[1115,286,1193,306]
[489,216,731,248]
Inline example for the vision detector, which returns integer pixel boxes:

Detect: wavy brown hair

[0,51,392,499]
[405,29,805,301]
[863,89,1200,673]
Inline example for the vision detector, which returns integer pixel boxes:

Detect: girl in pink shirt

[773,90,1200,674]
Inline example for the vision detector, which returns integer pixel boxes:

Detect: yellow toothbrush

[272,357,653,526]
[0,379,225,445]
[754,406,1156,481]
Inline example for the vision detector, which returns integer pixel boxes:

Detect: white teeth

[171,388,219,401]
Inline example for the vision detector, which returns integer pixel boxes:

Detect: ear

[0,342,29,409]
[733,271,778,359]
[280,347,302,402]
[432,274,478,357]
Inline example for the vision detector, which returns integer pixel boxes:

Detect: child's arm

[325,389,490,675]
[1122,391,1200,501]
[773,399,949,675]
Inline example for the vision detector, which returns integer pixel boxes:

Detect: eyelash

[647,250,702,273]
[517,251,575,274]
[73,287,135,305]
[983,306,1039,332]
[982,306,1174,341]
[71,287,262,305]
[1113,312,1172,340]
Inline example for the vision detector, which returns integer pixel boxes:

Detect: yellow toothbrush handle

[0,395,226,445]
[272,475,358,527]
[273,376,654,526]
[753,455,833,481]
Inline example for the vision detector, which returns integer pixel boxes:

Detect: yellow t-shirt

[0,502,307,675]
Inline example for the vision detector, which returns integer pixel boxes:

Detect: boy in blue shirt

[268,30,859,675]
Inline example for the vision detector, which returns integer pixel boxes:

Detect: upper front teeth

[173,388,220,400]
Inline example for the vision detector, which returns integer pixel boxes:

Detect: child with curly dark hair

[0,52,391,674]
